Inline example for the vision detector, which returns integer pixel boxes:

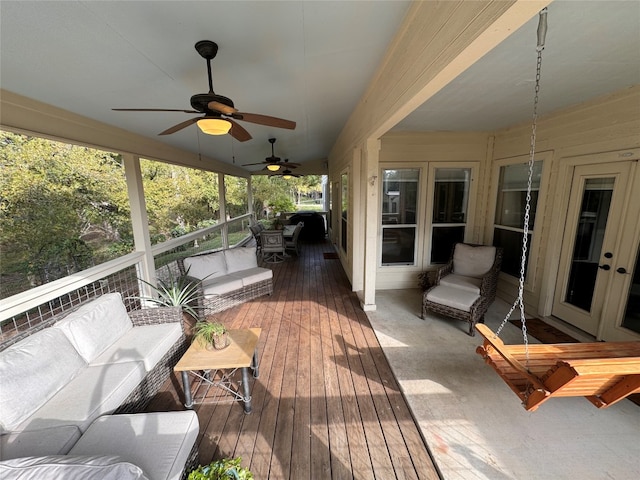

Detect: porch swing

[474,8,640,412]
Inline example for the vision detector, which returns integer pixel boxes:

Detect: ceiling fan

[242,138,301,172]
[112,40,296,141]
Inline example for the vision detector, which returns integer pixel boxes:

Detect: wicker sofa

[177,246,273,316]
[0,293,199,480]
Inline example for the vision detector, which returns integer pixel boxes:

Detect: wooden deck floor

[146,238,440,479]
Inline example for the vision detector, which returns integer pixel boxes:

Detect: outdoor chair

[249,223,264,253]
[421,243,503,336]
[284,222,304,255]
[261,230,286,263]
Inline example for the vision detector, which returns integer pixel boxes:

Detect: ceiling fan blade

[241,162,270,167]
[113,108,200,113]
[208,101,237,115]
[158,117,200,135]
[228,119,252,142]
[234,112,296,130]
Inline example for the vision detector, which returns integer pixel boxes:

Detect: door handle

[598,264,611,271]
[616,267,628,274]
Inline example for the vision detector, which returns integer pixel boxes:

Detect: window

[381,169,419,265]
[493,161,543,277]
[341,173,348,253]
[431,168,471,263]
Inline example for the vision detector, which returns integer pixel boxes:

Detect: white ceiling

[1,1,639,173]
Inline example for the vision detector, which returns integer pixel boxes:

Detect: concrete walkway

[366,289,640,480]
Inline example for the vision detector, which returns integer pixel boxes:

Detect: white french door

[552,159,640,340]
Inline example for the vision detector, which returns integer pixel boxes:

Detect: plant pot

[212,332,230,350]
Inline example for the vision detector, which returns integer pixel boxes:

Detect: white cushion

[452,244,497,278]
[229,267,273,286]
[21,362,146,433]
[224,247,258,273]
[54,293,132,363]
[89,323,182,371]
[426,285,480,312]
[1,426,82,460]
[0,455,148,480]
[0,329,86,432]
[70,411,199,480]
[440,274,482,294]
[183,252,227,280]
[201,277,244,297]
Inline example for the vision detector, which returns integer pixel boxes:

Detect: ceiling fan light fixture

[283,173,292,180]
[197,118,232,135]
[266,163,281,172]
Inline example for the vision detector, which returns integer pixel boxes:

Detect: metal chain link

[495,8,547,371]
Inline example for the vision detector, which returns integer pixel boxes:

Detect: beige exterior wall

[364,86,640,322]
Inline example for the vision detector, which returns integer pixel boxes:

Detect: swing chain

[495,8,547,371]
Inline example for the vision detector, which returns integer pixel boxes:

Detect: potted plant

[187,457,253,480]
[193,320,229,350]
[133,266,204,337]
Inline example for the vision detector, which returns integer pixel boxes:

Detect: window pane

[493,228,531,277]
[1,131,133,299]
[382,169,419,225]
[341,173,348,253]
[495,162,542,228]
[141,159,219,244]
[433,169,470,223]
[431,226,465,263]
[381,227,416,265]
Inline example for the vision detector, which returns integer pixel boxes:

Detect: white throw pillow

[54,293,132,363]
[452,244,497,279]
[183,252,227,280]
[224,247,258,273]
[0,329,86,431]
[0,455,148,480]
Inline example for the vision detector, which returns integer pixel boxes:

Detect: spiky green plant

[193,321,227,347]
[134,266,203,319]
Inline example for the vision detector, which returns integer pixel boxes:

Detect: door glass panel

[621,244,640,334]
[431,168,469,263]
[565,178,614,311]
[381,169,419,266]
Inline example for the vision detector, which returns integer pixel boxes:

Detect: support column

[123,154,156,298]
[361,138,381,311]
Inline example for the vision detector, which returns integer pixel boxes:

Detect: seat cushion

[89,323,182,371]
[19,362,146,433]
[224,247,258,274]
[452,244,497,278]
[1,425,82,460]
[69,411,199,480]
[229,267,273,287]
[201,276,244,297]
[183,252,227,280]
[54,293,133,363]
[0,455,148,480]
[0,328,86,432]
[426,285,480,313]
[440,274,482,294]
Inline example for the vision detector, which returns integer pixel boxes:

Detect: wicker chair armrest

[479,248,503,295]
[129,306,183,327]
[433,262,454,285]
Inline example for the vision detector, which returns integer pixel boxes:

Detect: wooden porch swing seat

[475,323,640,411]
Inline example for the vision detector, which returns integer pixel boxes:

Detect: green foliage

[187,458,253,480]
[134,267,203,319]
[193,321,227,346]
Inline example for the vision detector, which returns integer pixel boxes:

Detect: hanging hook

[537,7,548,52]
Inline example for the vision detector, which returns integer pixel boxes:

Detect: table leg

[252,349,259,378]
[241,367,252,414]
[181,371,193,409]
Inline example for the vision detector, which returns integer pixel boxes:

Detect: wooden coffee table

[174,328,261,414]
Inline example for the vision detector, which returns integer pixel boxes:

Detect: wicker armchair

[421,243,503,336]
